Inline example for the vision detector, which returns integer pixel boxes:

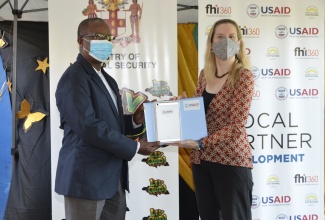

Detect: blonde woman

[173,19,254,220]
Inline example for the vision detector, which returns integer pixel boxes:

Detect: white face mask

[212,37,239,60]
[83,39,113,63]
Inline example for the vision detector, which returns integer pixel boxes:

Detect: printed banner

[199,0,324,219]
[49,0,178,219]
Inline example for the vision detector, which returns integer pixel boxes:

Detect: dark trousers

[192,161,253,220]
[64,181,126,220]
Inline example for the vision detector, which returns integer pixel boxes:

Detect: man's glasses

[81,33,115,41]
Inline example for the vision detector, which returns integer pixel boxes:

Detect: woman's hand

[169,91,188,101]
[168,139,199,150]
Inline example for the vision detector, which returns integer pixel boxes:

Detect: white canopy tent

[0,0,198,23]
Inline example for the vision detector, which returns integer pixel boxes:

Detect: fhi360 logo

[205,4,231,17]
[294,47,319,59]
[239,25,260,38]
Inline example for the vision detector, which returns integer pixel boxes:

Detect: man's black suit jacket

[55,54,142,200]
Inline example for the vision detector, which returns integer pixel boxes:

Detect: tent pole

[11,0,18,156]
[23,8,48,13]
[8,0,48,159]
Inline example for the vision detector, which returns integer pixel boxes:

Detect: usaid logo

[289,88,319,98]
[275,87,318,100]
[260,68,291,78]
[162,110,173,114]
[261,195,291,206]
[251,195,260,209]
[276,214,288,220]
[275,87,288,100]
[289,214,318,220]
[183,100,200,111]
[260,6,291,16]
[251,66,260,80]
[289,27,319,36]
[247,4,291,18]
[275,25,288,39]
[246,4,259,18]
[275,25,319,39]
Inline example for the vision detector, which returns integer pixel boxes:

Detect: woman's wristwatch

[196,140,204,150]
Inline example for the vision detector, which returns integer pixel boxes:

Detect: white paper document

[155,102,181,142]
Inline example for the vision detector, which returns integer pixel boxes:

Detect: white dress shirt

[94,67,141,153]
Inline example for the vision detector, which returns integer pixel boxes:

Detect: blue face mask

[83,39,113,63]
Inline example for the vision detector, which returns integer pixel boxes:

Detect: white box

[144,97,208,143]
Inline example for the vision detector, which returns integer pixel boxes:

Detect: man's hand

[133,104,145,125]
[138,141,160,155]
[133,99,157,125]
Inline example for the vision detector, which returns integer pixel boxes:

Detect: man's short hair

[77,18,106,37]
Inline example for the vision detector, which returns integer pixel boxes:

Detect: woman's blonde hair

[204,19,251,89]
